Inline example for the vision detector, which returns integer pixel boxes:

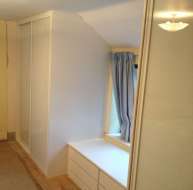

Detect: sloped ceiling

[79,0,144,48]
[0,0,144,47]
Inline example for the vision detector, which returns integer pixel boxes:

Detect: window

[108,64,138,137]
[109,90,120,134]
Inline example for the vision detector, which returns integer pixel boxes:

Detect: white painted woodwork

[7,22,20,134]
[68,160,98,190]
[68,139,128,190]
[68,169,90,190]
[0,20,8,140]
[68,147,99,180]
[99,171,125,190]
[112,48,139,55]
[20,23,31,148]
[19,16,50,172]
[30,17,50,172]
[99,185,106,190]
[69,139,129,188]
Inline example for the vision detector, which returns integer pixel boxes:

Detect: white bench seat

[67,139,129,190]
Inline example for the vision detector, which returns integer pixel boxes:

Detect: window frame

[104,60,139,151]
[104,64,130,150]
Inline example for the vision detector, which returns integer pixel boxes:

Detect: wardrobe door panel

[20,23,31,149]
[31,17,50,171]
[0,21,8,140]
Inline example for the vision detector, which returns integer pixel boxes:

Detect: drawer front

[68,169,89,190]
[68,147,99,180]
[99,171,125,190]
[99,185,106,190]
[68,159,98,190]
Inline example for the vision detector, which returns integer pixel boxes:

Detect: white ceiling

[79,0,144,48]
[0,0,145,47]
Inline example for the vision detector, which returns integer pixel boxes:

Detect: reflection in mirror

[129,0,193,190]
[2,0,146,190]
[77,0,146,189]
[2,0,192,189]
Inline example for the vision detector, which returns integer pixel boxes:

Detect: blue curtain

[112,52,136,142]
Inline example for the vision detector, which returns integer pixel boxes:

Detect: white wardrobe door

[0,21,8,140]
[20,23,31,149]
[31,17,50,172]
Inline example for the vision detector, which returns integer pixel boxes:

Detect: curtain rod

[112,48,139,55]
[112,48,139,67]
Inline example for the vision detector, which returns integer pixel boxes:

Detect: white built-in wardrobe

[19,13,50,173]
[0,21,7,141]
[18,11,109,176]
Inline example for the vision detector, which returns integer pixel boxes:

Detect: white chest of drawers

[67,139,129,190]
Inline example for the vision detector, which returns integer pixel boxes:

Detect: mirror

[129,0,193,190]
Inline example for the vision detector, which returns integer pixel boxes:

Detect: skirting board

[16,138,31,155]
[7,132,16,141]
[16,138,47,177]
[12,141,79,190]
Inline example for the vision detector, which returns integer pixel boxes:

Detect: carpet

[0,142,41,190]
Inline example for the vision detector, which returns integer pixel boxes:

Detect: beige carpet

[0,142,41,190]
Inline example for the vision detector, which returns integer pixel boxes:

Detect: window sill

[104,133,130,153]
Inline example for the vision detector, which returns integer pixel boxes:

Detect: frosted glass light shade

[158,21,189,32]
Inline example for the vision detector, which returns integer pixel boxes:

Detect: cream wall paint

[47,11,110,176]
[7,21,20,133]
[134,0,193,190]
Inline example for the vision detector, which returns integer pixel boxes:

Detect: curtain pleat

[112,52,136,142]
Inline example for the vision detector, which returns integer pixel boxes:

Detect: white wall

[78,0,144,48]
[7,21,20,133]
[47,12,110,176]
[135,0,193,190]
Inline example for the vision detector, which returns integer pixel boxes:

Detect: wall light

[156,11,191,32]
[158,21,189,32]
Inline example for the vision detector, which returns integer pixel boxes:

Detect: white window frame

[104,64,130,152]
[104,58,139,152]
